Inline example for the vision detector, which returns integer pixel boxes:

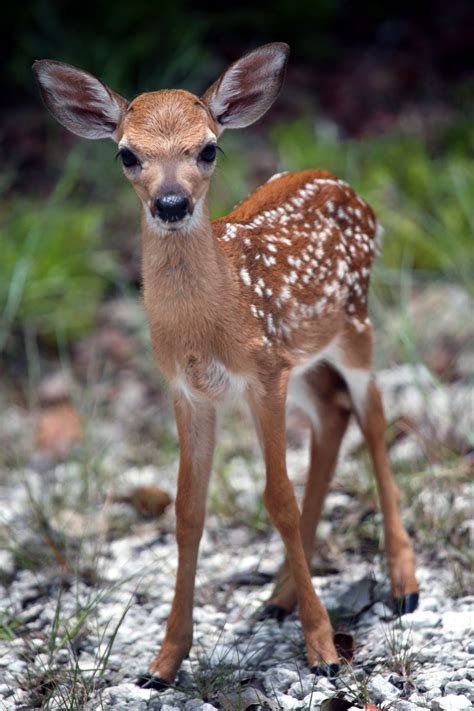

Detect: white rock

[391,702,419,711]
[204,644,242,667]
[0,684,13,699]
[415,670,451,691]
[76,652,97,678]
[431,695,472,711]
[419,596,444,612]
[5,660,26,675]
[0,550,14,576]
[425,688,442,701]
[443,611,474,634]
[302,690,329,709]
[400,610,440,629]
[263,667,301,692]
[313,677,337,693]
[288,674,319,699]
[368,674,401,702]
[408,691,428,705]
[444,680,474,700]
[275,693,303,709]
[185,700,216,710]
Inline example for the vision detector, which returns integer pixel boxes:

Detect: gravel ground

[0,497,473,710]
[0,287,473,710]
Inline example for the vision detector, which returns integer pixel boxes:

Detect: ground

[0,283,472,710]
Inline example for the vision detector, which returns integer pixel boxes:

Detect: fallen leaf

[321,699,356,711]
[334,631,355,662]
[110,486,172,517]
[35,401,82,456]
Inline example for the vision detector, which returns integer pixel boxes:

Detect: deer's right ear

[32,60,128,141]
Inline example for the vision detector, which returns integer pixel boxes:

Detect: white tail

[33,43,419,688]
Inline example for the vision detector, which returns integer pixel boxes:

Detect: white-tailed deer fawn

[33,43,419,689]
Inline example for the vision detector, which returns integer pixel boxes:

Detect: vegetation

[1,115,472,348]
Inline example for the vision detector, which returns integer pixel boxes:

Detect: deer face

[117,90,218,231]
[33,43,289,233]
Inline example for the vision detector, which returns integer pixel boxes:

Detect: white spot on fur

[267,171,288,183]
[240,267,251,286]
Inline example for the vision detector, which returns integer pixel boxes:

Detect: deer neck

[140,201,236,372]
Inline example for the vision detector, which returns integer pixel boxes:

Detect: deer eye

[199,144,217,163]
[119,148,139,168]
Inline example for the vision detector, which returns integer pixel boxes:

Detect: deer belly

[174,358,248,402]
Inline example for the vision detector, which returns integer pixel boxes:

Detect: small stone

[204,643,241,667]
[288,674,319,699]
[426,688,442,701]
[431,695,472,711]
[101,683,152,709]
[408,692,427,705]
[76,652,97,678]
[401,610,440,629]
[418,596,443,612]
[467,641,474,654]
[6,660,26,675]
[276,693,304,709]
[368,674,400,703]
[314,677,337,693]
[391,702,418,711]
[444,680,474,701]
[302,690,329,709]
[443,612,473,634]
[371,601,393,618]
[0,684,14,699]
[0,550,15,576]
[416,671,451,691]
[263,667,300,693]
[185,701,217,710]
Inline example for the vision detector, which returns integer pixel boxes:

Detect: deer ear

[201,43,289,133]
[32,60,128,141]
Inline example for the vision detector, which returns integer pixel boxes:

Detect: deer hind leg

[260,364,351,620]
[340,363,419,613]
[250,371,339,674]
[137,396,216,690]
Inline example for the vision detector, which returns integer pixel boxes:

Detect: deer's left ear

[202,43,289,133]
[32,60,128,141]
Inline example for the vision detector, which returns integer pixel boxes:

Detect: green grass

[2,114,473,348]
[0,151,121,349]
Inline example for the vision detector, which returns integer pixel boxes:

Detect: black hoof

[136,673,170,690]
[311,663,340,678]
[392,592,419,615]
[257,604,289,623]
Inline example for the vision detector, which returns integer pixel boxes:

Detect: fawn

[33,43,419,688]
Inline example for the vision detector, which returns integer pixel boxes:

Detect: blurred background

[0,2,473,706]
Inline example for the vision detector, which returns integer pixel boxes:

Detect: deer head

[33,44,289,233]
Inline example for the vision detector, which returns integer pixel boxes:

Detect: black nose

[155,194,190,223]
